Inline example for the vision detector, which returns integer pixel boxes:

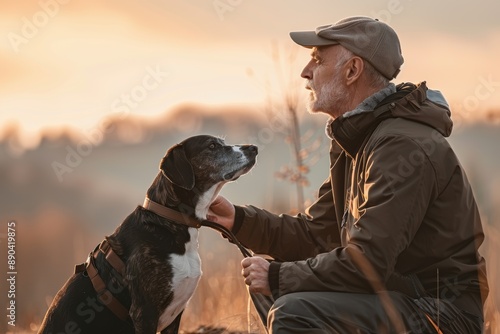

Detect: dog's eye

[208,141,223,150]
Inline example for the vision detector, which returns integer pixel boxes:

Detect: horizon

[1,101,499,156]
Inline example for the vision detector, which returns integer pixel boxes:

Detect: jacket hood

[329,82,453,158]
[382,82,453,137]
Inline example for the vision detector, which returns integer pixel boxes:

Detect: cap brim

[289,31,339,48]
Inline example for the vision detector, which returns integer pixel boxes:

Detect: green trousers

[250,291,483,333]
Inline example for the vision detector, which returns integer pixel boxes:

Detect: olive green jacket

[233,82,488,317]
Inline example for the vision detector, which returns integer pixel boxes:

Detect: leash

[199,219,252,258]
[143,197,252,258]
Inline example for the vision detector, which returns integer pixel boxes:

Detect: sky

[1,0,500,147]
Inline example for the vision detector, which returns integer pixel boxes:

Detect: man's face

[301,45,350,119]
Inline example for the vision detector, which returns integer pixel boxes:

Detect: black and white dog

[39,135,258,334]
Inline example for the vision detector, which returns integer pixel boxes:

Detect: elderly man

[209,16,488,333]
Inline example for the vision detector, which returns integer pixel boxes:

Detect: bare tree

[265,44,325,212]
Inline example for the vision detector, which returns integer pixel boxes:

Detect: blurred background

[1,0,499,333]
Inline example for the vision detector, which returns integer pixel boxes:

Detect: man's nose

[301,60,314,79]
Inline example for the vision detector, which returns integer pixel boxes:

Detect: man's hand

[207,195,235,230]
[241,256,271,296]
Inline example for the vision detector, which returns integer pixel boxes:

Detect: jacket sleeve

[269,135,438,299]
[233,175,341,262]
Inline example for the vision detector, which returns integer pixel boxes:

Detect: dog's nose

[241,145,258,154]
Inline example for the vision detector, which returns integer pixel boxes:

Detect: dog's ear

[160,144,195,190]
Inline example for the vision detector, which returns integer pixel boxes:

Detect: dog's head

[147,135,257,219]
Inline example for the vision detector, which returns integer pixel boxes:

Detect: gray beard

[307,78,350,119]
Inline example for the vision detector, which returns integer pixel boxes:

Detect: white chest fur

[157,228,202,332]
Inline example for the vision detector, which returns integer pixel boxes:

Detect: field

[2,222,499,333]
[1,114,499,333]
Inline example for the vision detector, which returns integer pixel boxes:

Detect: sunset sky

[1,0,500,147]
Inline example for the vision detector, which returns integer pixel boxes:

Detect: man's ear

[345,56,364,86]
[160,144,195,190]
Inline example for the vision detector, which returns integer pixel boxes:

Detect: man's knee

[270,293,306,318]
[266,291,389,333]
[268,292,326,332]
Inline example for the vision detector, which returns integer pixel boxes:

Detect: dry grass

[482,222,500,333]
[3,217,499,334]
[179,230,266,334]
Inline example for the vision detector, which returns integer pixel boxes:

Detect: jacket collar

[327,82,422,158]
[325,84,396,141]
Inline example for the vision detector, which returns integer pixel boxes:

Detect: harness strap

[85,248,130,322]
[75,241,131,322]
[74,263,86,274]
[99,239,126,275]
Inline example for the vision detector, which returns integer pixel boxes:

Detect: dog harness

[75,239,131,322]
